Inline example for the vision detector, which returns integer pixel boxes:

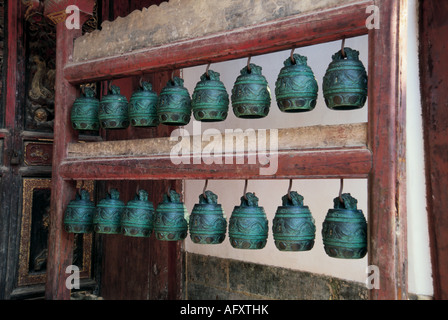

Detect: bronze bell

[322,193,367,259]
[64,189,95,233]
[129,81,159,127]
[157,76,192,126]
[189,190,227,244]
[272,191,316,252]
[121,189,155,237]
[153,189,188,241]
[229,192,268,250]
[192,70,229,122]
[99,84,129,129]
[231,63,271,119]
[275,53,318,113]
[323,47,368,110]
[93,188,125,234]
[71,86,100,131]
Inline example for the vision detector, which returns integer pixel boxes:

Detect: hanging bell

[121,189,155,237]
[153,189,188,241]
[229,192,268,249]
[275,53,318,113]
[129,81,159,127]
[93,188,125,234]
[99,84,129,129]
[322,193,367,259]
[272,191,316,252]
[189,190,227,244]
[323,47,368,110]
[157,76,192,126]
[64,189,95,233]
[192,70,229,122]
[71,86,100,131]
[231,63,271,119]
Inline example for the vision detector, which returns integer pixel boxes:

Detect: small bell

[64,189,95,233]
[229,192,268,249]
[153,189,188,241]
[323,47,368,110]
[121,189,155,237]
[231,63,271,119]
[275,53,318,113]
[157,76,192,126]
[93,189,125,234]
[129,81,159,127]
[272,191,316,252]
[189,190,227,244]
[71,86,100,131]
[322,193,367,259]
[99,84,129,129]
[192,70,229,122]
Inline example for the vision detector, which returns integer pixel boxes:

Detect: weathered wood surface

[64,1,372,84]
[67,123,368,158]
[367,0,408,300]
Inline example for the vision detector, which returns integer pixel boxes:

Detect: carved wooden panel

[18,178,94,286]
[24,141,53,166]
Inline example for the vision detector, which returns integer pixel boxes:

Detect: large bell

[121,189,155,237]
[154,189,188,241]
[189,190,227,244]
[272,191,316,252]
[231,63,271,119]
[192,70,229,122]
[322,193,367,259]
[157,76,192,126]
[99,84,129,129]
[64,189,95,233]
[129,81,159,127]
[323,47,368,110]
[71,86,100,131]
[229,192,268,249]
[275,53,318,113]
[93,188,125,234]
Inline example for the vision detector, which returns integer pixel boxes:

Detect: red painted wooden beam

[63,1,373,85]
[58,147,373,181]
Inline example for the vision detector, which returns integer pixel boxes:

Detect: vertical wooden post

[45,21,82,300]
[368,0,408,300]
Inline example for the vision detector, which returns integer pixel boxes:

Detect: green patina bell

[121,189,155,237]
[192,70,229,122]
[129,81,159,127]
[272,191,316,252]
[323,47,368,110]
[64,189,95,233]
[275,54,318,113]
[93,189,125,234]
[189,190,227,244]
[154,189,188,241]
[229,193,268,249]
[99,85,129,129]
[231,63,271,119]
[71,86,100,131]
[322,193,367,259]
[157,77,192,126]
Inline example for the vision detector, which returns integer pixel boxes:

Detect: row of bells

[71,47,367,130]
[64,188,367,260]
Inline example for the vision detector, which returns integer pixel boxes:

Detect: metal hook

[108,80,113,92]
[139,76,144,88]
[205,62,211,79]
[341,37,346,58]
[338,179,344,203]
[243,179,249,200]
[171,70,176,84]
[202,179,209,199]
[247,56,252,73]
[290,48,296,64]
[136,182,140,195]
[287,179,293,201]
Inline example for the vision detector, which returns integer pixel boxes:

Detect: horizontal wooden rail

[64,1,372,84]
[60,123,372,180]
